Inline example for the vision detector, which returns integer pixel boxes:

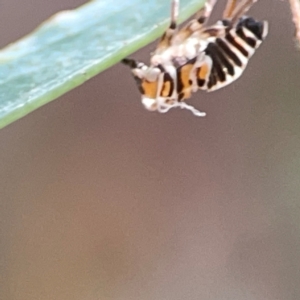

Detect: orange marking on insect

[142,80,158,98]
[177,63,193,99]
[161,81,171,97]
[198,63,210,80]
[180,63,193,90]
[183,89,192,99]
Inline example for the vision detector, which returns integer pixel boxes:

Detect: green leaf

[0,0,205,129]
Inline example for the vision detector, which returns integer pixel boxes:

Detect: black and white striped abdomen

[201,17,268,92]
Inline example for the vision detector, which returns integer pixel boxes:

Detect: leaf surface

[0,0,205,128]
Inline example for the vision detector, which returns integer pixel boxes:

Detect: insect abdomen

[199,17,268,92]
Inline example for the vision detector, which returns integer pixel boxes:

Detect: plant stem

[289,0,300,43]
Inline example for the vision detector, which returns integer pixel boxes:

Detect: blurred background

[1,0,300,299]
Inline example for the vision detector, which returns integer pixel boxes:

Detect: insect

[122,0,268,116]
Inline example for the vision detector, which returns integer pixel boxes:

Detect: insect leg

[174,0,218,43]
[223,0,238,19]
[228,0,258,24]
[155,0,179,53]
[192,0,218,27]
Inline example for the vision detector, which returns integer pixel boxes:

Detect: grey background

[1,0,300,299]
